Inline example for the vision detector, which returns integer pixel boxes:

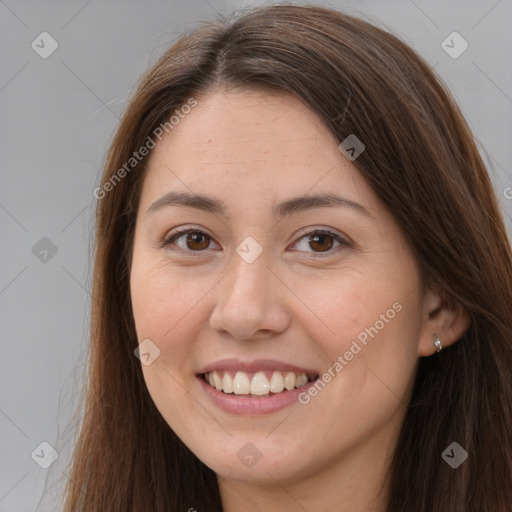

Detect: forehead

[139,88,378,215]
[153,89,337,162]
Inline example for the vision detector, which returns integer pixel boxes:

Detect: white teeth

[284,372,296,390]
[213,371,223,391]
[251,372,270,395]
[205,370,314,396]
[222,372,234,393]
[295,373,308,388]
[269,372,285,393]
[233,371,251,395]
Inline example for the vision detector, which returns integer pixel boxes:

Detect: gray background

[1,0,511,510]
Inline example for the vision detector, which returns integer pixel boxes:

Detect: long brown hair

[60,4,512,510]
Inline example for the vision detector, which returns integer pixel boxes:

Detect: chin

[191,434,317,485]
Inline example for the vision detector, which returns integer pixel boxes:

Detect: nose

[209,251,291,341]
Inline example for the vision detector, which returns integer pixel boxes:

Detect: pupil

[188,232,208,250]
[311,234,332,252]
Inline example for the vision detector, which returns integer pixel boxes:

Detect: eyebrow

[146,191,374,219]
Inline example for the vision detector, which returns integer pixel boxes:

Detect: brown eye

[163,227,348,258]
[308,233,334,252]
[184,231,210,250]
[291,229,348,256]
[163,229,216,253]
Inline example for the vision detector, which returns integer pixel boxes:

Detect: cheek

[130,261,207,369]
[131,255,198,326]
[293,288,420,453]
[130,263,211,432]
[297,262,421,407]
[296,267,412,360]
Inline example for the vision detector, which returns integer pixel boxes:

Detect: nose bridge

[209,242,290,339]
[225,229,272,296]
[225,244,272,306]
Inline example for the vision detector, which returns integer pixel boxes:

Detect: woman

[62,4,512,511]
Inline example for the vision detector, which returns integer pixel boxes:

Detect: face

[130,88,426,486]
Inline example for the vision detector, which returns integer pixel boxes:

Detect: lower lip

[197,375,317,415]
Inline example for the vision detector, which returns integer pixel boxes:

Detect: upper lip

[198,358,319,377]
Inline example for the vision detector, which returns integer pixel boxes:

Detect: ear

[417,283,471,357]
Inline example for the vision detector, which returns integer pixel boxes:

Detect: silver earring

[433,333,443,352]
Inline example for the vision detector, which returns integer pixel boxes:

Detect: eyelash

[160,226,350,258]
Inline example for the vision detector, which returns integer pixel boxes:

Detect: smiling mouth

[202,370,319,397]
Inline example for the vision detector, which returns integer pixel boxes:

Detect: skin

[129,87,469,512]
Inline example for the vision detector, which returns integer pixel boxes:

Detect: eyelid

[291,225,350,244]
[161,225,220,255]
[287,226,351,256]
[164,224,213,240]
